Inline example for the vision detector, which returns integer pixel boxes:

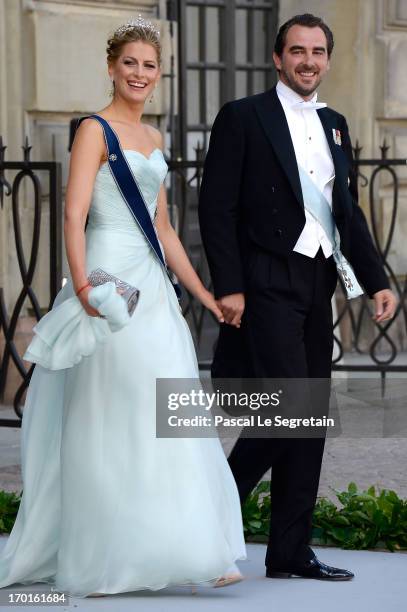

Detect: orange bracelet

[76,282,91,297]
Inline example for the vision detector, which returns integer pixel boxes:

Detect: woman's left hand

[198,289,225,324]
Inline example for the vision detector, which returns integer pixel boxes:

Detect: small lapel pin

[332,129,342,146]
[109,153,117,161]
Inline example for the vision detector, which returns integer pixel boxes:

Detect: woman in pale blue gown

[0,18,246,597]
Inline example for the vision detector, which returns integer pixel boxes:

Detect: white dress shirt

[276,80,335,258]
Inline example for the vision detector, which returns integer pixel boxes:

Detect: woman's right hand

[77,286,101,317]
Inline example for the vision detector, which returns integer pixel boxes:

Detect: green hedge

[242,481,407,552]
[0,490,21,534]
[1,483,406,552]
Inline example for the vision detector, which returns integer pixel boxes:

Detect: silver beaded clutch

[88,268,140,317]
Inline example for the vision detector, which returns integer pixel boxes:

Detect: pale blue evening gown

[0,147,246,597]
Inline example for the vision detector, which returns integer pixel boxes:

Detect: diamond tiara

[114,15,160,38]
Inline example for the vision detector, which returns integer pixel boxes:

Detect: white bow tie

[291,100,327,111]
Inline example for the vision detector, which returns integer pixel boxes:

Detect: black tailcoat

[198,86,389,569]
[199,86,389,300]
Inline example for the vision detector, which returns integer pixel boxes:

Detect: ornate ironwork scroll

[0,138,62,425]
[332,142,407,386]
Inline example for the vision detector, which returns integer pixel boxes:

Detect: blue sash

[78,114,182,301]
[298,165,364,300]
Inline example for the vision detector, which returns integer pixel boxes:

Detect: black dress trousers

[215,246,338,568]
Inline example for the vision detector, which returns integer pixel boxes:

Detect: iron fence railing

[332,143,407,384]
[166,143,407,380]
[0,138,62,425]
[0,136,405,426]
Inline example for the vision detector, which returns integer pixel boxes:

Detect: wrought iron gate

[0,138,62,425]
[167,0,279,159]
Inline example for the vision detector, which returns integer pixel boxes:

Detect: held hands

[372,289,398,323]
[201,286,397,327]
[216,292,245,328]
[199,289,225,324]
[199,289,245,327]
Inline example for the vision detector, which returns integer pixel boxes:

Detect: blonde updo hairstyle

[106,21,162,68]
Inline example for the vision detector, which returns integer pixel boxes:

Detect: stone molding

[383,0,407,30]
[23,0,152,13]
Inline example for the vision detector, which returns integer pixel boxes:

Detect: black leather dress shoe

[266,557,354,581]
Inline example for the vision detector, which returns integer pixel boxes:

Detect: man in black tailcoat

[198,13,397,580]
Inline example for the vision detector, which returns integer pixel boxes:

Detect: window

[169,0,278,158]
